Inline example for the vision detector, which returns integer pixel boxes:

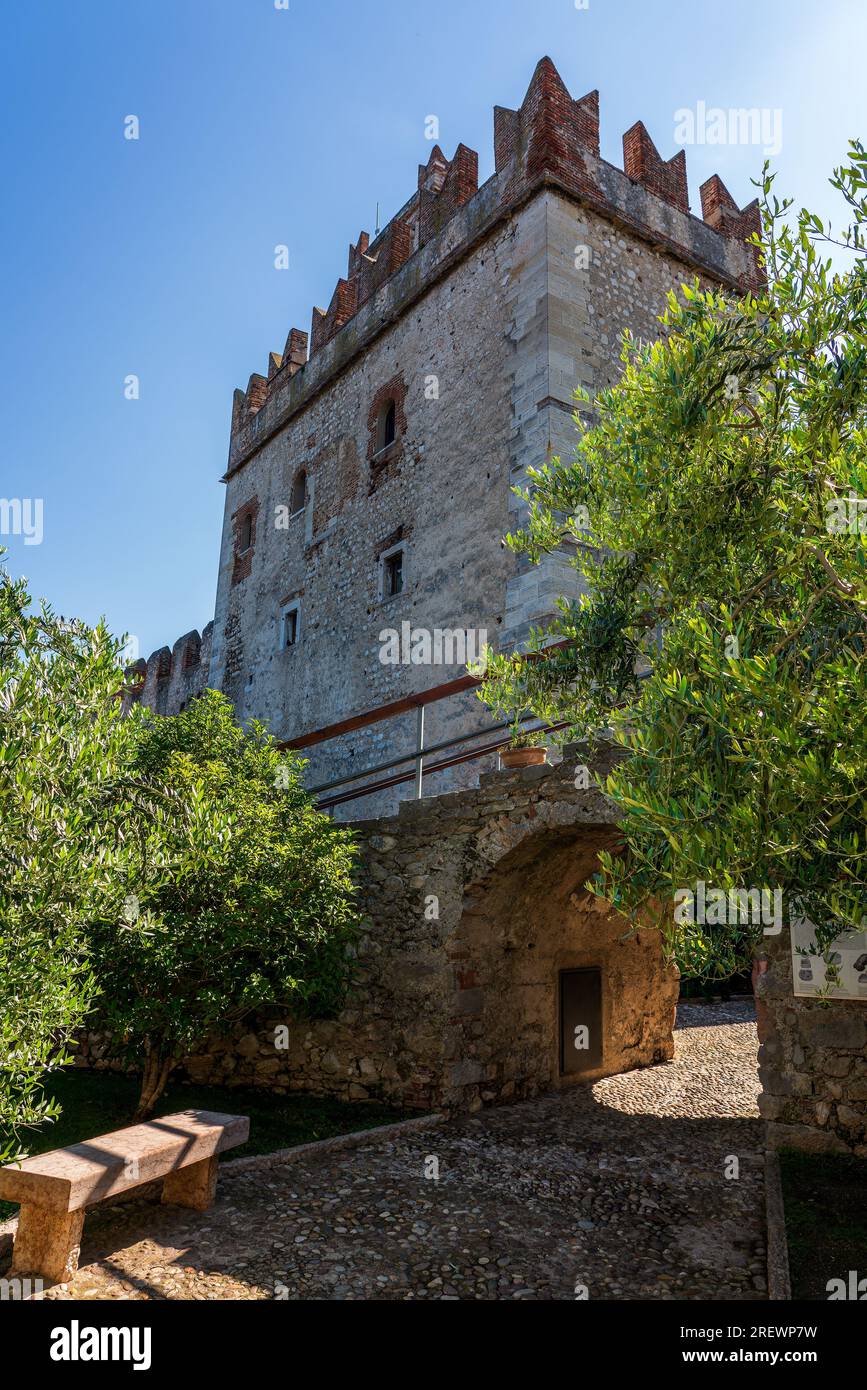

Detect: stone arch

[445,822,679,1111]
[160,752,679,1116]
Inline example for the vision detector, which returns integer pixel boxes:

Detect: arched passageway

[451,824,679,1106]
[155,750,680,1114]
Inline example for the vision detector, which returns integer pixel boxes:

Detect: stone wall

[76,747,680,1114]
[206,186,523,821]
[755,932,867,1157]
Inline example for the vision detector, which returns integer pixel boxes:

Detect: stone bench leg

[161,1156,218,1211]
[12,1204,85,1285]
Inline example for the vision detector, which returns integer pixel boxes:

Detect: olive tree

[0,563,135,1158]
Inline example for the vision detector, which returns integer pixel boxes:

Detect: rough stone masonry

[756,935,867,1158]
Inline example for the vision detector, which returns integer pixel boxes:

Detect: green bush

[88,690,361,1120]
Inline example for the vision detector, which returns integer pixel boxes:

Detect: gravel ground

[28,999,764,1301]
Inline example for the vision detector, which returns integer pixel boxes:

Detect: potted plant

[499,723,548,770]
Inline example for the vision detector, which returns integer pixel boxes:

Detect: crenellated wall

[123,622,214,719]
[227,57,760,472]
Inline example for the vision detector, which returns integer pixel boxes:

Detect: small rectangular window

[384,550,403,598]
[291,473,307,515]
[281,602,300,648]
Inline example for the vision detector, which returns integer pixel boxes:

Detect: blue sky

[1,0,864,659]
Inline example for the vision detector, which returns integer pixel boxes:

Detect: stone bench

[0,1108,249,1285]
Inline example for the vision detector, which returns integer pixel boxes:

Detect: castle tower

[134,59,760,817]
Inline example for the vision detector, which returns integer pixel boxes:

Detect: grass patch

[1,1069,413,1221]
[779,1148,867,1300]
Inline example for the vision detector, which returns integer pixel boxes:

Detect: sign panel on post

[791,919,867,1001]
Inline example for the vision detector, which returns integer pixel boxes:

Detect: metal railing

[279,643,573,811]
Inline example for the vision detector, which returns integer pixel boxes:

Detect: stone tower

[129,58,759,817]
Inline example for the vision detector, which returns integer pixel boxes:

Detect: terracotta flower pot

[499,745,548,770]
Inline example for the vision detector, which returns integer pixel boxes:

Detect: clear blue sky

[1,0,864,659]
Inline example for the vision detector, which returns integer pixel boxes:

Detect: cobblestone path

[38,999,764,1301]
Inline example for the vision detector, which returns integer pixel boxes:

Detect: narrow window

[281,602,300,648]
[378,399,396,452]
[383,549,403,598]
[383,400,396,448]
[290,471,307,515]
[240,512,253,552]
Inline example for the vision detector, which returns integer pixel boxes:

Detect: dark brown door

[559,968,602,1075]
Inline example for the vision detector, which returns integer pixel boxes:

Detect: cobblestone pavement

[36,999,764,1301]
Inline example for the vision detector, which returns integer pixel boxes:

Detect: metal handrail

[287,639,578,811]
[307,713,559,797]
[316,719,573,810]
